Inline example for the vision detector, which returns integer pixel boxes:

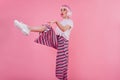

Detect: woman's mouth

[61,13,63,16]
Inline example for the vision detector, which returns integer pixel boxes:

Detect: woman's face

[60,8,68,18]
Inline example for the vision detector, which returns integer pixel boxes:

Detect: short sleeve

[67,20,74,28]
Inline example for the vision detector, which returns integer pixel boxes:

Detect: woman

[14,5,73,80]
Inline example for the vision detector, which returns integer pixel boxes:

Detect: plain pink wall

[0,0,120,80]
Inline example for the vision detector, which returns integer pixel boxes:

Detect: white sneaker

[14,20,30,35]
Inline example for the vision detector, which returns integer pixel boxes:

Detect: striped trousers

[34,24,69,80]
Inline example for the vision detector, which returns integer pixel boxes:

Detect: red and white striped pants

[34,24,69,80]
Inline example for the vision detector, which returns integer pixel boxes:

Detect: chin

[60,15,64,18]
[60,15,66,18]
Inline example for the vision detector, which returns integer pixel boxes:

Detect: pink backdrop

[0,0,120,80]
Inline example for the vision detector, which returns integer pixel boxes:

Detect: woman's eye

[60,8,66,11]
[64,9,66,11]
[61,9,62,11]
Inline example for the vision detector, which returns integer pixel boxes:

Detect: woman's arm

[48,20,71,32]
[55,21,71,32]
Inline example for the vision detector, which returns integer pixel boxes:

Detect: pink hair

[60,5,72,16]
[61,5,72,11]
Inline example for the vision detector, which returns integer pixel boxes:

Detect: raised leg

[14,20,48,35]
[28,25,47,33]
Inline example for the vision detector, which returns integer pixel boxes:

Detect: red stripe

[34,25,69,80]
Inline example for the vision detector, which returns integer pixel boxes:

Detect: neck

[63,16,69,19]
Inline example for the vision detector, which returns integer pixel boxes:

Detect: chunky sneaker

[14,20,30,35]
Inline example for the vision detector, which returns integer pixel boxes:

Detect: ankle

[28,27,31,31]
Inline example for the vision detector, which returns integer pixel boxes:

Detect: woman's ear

[67,11,72,16]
